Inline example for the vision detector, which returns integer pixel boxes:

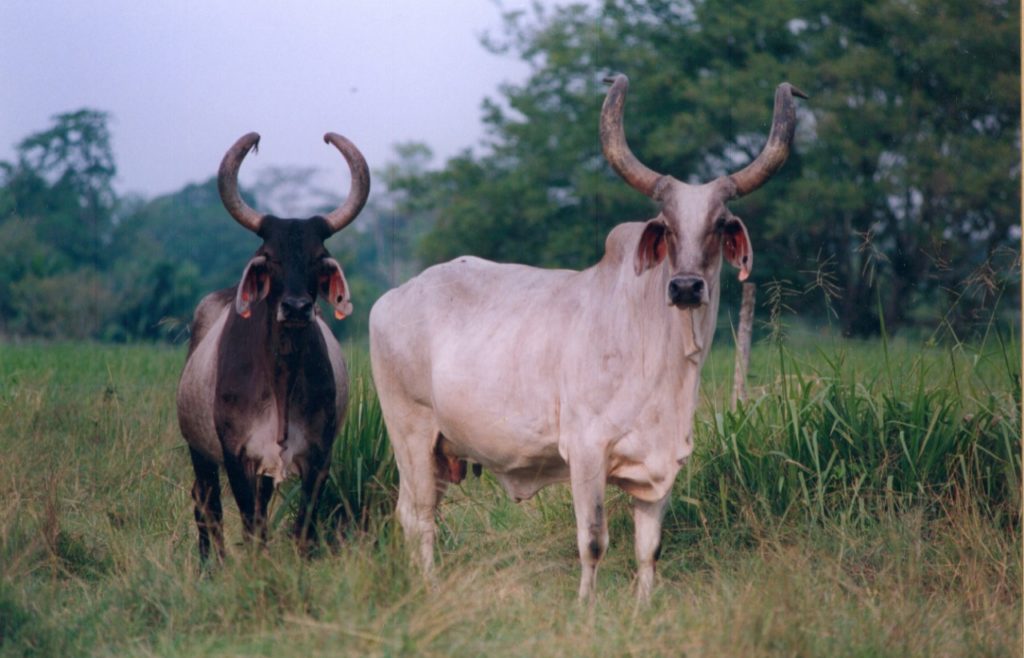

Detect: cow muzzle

[667,275,707,309]
[278,295,315,327]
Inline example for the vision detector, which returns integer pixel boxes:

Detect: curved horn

[728,83,807,198]
[322,132,370,234]
[217,132,263,234]
[600,74,664,198]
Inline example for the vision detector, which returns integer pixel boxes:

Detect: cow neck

[266,314,319,375]
[263,311,322,444]
[624,260,718,454]
[618,260,713,375]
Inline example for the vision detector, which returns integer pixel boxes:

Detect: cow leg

[224,450,272,543]
[253,474,274,542]
[294,446,330,553]
[385,412,442,578]
[569,448,608,602]
[396,443,442,579]
[189,447,224,562]
[633,494,670,603]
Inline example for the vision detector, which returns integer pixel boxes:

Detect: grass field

[0,330,1020,657]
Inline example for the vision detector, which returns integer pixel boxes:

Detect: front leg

[633,494,670,603]
[568,446,608,602]
[294,444,330,552]
[224,450,274,542]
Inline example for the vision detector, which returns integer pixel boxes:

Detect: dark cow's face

[633,179,752,309]
[233,216,352,328]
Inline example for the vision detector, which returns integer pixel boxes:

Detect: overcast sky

[0,1,560,199]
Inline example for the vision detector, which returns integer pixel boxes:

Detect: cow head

[217,132,370,328]
[601,75,804,309]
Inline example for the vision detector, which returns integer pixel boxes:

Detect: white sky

[0,0,559,199]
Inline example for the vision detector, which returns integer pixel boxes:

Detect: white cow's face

[632,178,752,308]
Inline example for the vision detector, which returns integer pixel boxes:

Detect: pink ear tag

[334,309,346,320]
[240,309,252,319]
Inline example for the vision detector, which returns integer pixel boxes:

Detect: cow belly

[433,385,559,469]
[432,389,568,500]
[235,397,331,484]
[177,308,229,463]
[493,460,570,501]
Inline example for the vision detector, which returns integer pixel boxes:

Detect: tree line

[1,0,1018,342]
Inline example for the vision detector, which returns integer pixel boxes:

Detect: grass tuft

[0,334,1018,656]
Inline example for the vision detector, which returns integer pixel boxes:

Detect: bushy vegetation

[682,333,1020,530]
[1,1,1018,343]
[0,331,1018,655]
[391,0,1020,337]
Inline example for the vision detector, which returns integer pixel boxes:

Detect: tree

[111,178,260,296]
[0,109,121,338]
[395,0,1020,335]
[5,109,118,268]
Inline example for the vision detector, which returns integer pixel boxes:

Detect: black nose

[668,276,705,307]
[281,296,313,322]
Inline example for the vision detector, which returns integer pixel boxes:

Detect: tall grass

[0,331,1019,656]
[676,333,1021,535]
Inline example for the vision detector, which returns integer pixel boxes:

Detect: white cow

[370,75,804,600]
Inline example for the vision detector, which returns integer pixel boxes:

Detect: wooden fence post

[731,282,756,410]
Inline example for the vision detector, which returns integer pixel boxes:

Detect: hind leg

[189,447,224,562]
[380,401,443,578]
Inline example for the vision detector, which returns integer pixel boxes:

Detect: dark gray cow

[177,132,369,560]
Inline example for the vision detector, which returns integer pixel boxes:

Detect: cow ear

[634,220,668,276]
[319,258,353,320]
[722,216,753,281]
[234,256,270,319]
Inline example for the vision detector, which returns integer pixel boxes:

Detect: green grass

[0,334,1019,656]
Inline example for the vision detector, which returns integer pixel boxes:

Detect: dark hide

[182,215,348,560]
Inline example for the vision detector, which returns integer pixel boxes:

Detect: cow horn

[322,132,370,234]
[600,74,665,198]
[728,83,807,198]
[217,132,264,234]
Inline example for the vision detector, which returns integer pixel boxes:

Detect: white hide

[370,179,731,599]
[371,181,723,504]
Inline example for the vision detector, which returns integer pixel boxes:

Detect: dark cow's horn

[322,132,370,234]
[728,83,807,198]
[218,132,264,234]
[600,74,665,198]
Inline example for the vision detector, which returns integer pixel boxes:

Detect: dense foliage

[0,115,398,342]
[392,0,1020,336]
[0,0,1018,341]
